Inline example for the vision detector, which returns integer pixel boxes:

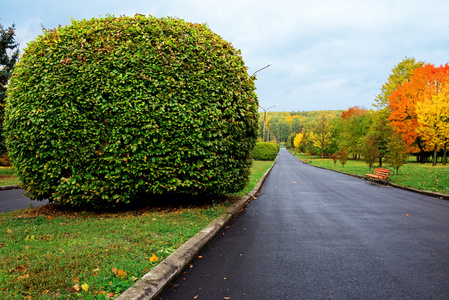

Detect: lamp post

[251,63,272,78]
[251,63,274,142]
[259,104,277,142]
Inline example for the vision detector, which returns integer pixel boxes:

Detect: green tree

[312,112,333,158]
[367,109,394,167]
[386,133,409,174]
[0,22,19,154]
[338,107,373,159]
[373,57,424,110]
[362,135,380,171]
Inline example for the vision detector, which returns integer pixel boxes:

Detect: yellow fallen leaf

[149,253,158,262]
[81,282,89,292]
[117,269,127,279]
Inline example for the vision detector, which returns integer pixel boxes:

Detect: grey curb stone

[0,185,19,190]
[117,156,277,300]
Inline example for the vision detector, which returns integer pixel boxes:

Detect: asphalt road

[0,189,48,213]
[160,149,449,299]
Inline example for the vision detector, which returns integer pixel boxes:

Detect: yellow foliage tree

[415,86,449,166]
[293,133,304,149]
[312,112,333,158]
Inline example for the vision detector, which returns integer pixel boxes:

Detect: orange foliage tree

[388,63,449,157]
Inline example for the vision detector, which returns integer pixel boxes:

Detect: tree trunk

[433,146,437,166]
[443,143,447,166]
[379,155,383,167]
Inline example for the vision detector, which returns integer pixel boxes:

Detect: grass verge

[0,167,19,187]
[291,151,449,195]
[0,160,274,299]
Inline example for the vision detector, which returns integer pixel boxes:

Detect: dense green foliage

[0,23,19,154]
[4,15,258,208]
[251,142,279,161]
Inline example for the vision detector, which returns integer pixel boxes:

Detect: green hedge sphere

[4,15,259,208]
[251,142,279,161]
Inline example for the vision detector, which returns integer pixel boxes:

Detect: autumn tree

[374,57,424,109]
[386,133,409,174]
[0,22,19,154]
[415,86,449,166]
[389,63,449,159]
[337,148,348,167]
[338,106,372,159]
[293,129,305,150]
[312,112,333,158]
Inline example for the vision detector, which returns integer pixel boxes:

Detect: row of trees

[260,57,448,172]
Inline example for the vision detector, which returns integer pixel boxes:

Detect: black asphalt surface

[0,189,48,213]
[160,149,449,300]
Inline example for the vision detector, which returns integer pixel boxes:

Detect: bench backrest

[373,168,391,178]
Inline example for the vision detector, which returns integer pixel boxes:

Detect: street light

[251,63,274,142]
[251,63,272,78]
[259,104,277,142]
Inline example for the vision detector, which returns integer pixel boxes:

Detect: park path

[160,149,449,299]
[0,189,48,212]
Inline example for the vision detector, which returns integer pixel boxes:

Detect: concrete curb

[117,157,277,300]
[291,150,449,201]
[0,185,19,190]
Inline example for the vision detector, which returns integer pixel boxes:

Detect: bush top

[5,15,258,208]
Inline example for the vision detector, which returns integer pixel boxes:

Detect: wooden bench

[365,168,391,184]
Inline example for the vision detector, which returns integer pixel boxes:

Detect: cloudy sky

[3,0,449,112]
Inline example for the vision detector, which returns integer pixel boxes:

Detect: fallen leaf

[73,277,80,283]
[19,274,29,280]
[112,268,118,275]
[105,292,115,298]
[0,244,5,247]
[116,269,127,279]
[149,253,158,262]
[17,265,26,274]
[92,267,100,272]
[73,284,80,292]
[6,229,12,234]
[405,214,409,217]
[81,282,89,292]
[194,295,199,299]
[224,297,231,299]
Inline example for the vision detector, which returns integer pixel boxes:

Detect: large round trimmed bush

[251,142,279,161]
[5,15,258,208]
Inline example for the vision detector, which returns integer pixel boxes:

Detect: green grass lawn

[0,167,19,186]
[292,151,449,195]
[0,160,274,299]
